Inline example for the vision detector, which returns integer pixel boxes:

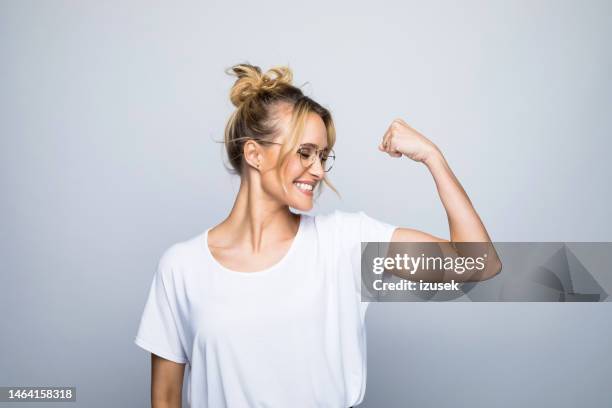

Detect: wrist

[422,145,443,167]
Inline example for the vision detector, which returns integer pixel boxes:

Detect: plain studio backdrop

[1,1,611,407]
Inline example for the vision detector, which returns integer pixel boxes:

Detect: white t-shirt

[134,210,397,408]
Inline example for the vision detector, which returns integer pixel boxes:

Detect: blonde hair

[222,62,339,198]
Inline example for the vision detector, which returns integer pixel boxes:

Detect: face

[257,108,330,211]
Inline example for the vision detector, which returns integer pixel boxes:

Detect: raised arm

[378,118,501,282]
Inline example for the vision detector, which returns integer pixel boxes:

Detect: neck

[214,177,300,253]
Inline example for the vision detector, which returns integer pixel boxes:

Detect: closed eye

[298,150,312,159]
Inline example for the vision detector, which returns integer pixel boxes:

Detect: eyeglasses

[257,141,335,172]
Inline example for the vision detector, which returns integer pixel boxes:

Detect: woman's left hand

[378,118,440,163]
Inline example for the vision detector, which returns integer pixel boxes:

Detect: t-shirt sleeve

[357,211,397,244]
[134,248,188,364]
[334,210,397,290]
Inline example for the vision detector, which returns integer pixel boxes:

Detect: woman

[134,63,500,408]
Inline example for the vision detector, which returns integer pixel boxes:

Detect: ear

[243,140,262,170]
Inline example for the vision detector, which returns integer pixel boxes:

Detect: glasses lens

[298,146,314,166]
[321,151,334,172]
[297,146,335,172]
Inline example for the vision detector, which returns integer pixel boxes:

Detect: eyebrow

[300,143,329,150]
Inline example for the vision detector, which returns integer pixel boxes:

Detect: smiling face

[257,106,330,212]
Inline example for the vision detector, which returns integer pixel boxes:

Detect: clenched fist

[378,118,440,163]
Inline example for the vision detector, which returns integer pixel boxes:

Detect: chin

[285,183,316,211]
[289,198,314,212]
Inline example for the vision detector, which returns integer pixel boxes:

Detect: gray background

[1,0,610,407]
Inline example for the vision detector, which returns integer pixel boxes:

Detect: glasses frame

[255,140,335,172]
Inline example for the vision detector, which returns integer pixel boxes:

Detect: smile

[293,182,314,194]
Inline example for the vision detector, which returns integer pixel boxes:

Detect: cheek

[260,161,301,195]
[283,158,304,183]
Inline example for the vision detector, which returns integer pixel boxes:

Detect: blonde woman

[134,63,500,408]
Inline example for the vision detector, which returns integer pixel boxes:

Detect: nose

[308,155,325,178]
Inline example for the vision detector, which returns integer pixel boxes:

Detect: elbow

[152,396,181,408]
[480,255,502,281]
[152,387,182,408]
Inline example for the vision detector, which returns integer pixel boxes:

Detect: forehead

[300,112,327,147]
[274,105,328,148]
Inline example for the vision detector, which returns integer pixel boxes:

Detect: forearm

[424,149,491,243]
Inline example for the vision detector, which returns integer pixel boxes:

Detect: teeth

[294,182,313,191]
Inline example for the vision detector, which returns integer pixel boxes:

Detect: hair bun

[226,63,294,107]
